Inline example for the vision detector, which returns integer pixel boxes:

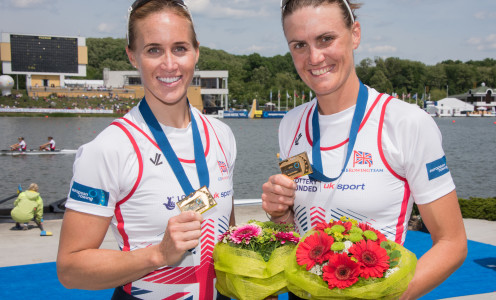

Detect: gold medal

[279,152,313,179]
[176,186,217,214]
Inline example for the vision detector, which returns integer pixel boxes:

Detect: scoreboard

[10,34,78,74]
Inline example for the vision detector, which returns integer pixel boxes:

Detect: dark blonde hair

[127,0,199,51]
[282,0,361,29]
[28,183,39,192]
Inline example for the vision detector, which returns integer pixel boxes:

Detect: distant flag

[293,90,297,108]
[302,91,306,103]
[286,90,290,111]
[407,93,411,99]
[412,93,417,100]
[277,89,281,111]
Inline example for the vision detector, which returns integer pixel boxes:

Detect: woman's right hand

[158,211,203,266]
[261,174,297,220]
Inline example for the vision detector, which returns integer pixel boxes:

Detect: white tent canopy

[428,98,474,117]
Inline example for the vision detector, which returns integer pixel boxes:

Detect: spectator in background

[11,183,52,236]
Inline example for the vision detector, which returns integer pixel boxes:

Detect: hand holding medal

[177,186,217,214]
[279,152,313,180]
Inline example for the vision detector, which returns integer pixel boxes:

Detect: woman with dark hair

[57,1,236,299]
[262,1,467,299]
[39,136,55,151]
[10,136,27,151]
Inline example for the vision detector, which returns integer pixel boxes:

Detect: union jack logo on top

[217,161,228,175]
[353,150,373,167]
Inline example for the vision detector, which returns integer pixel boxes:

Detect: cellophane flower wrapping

[213,220,300,300]
[285,217,417,299]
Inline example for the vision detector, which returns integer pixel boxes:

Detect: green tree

[369,69,392,94]
[356,58,374,84]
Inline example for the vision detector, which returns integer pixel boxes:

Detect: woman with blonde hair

[11,183,51,236]
[57,1,236,299]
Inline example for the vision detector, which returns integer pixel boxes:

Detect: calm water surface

[0,116,494,209]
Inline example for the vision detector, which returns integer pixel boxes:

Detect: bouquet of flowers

[214,220,300,300]
[285,217,417,299]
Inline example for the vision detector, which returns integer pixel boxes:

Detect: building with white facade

[103,68,229,113]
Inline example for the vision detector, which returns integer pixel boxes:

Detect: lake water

[0,116,495,210]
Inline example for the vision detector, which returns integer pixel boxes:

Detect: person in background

[39,136,56,151]
[261,1,467,299]
[10,137,27,151]
[56,1,236,299]
[11,183,52,236]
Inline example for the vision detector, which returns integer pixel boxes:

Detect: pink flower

[230,224,262,244]
[218,230,231,241]
[275,231,300,244]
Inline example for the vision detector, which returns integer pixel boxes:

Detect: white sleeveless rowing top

[66,103,236,299]
[278,86,455,245]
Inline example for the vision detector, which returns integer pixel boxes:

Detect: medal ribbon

[309,81,368,182]
[139,98,209,195]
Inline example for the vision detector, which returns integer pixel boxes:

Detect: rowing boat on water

[0,149,77,156]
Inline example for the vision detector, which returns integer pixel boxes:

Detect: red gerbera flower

[330,219,353,232]
[314,221,332,232]
[358,223,387,243]
[296,232,334,270]
[322,253,360,289]
[349,239,390,279]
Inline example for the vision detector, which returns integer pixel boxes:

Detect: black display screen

[10,34,78,73]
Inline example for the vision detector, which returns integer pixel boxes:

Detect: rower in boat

[10,137,27,152]
[39,136,56,151]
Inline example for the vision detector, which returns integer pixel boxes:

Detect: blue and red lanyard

[309,81,368,182]
[139,98,209,195]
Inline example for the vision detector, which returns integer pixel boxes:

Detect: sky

[0,0,495,66]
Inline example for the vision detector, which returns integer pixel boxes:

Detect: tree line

[83,38,496,107]
[3,37,495,108]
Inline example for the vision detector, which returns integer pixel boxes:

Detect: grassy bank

[0,91,135,115]
[412,197,496,221]
[459,197,496,221]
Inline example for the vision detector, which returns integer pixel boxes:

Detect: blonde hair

[127,0,199,51]
[28,183,39,192]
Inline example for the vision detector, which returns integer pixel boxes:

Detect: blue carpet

[0,262,113,299]
[404,231,496,299]
[0,231,494,299]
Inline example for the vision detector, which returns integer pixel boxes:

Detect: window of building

[128,77,141,85]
